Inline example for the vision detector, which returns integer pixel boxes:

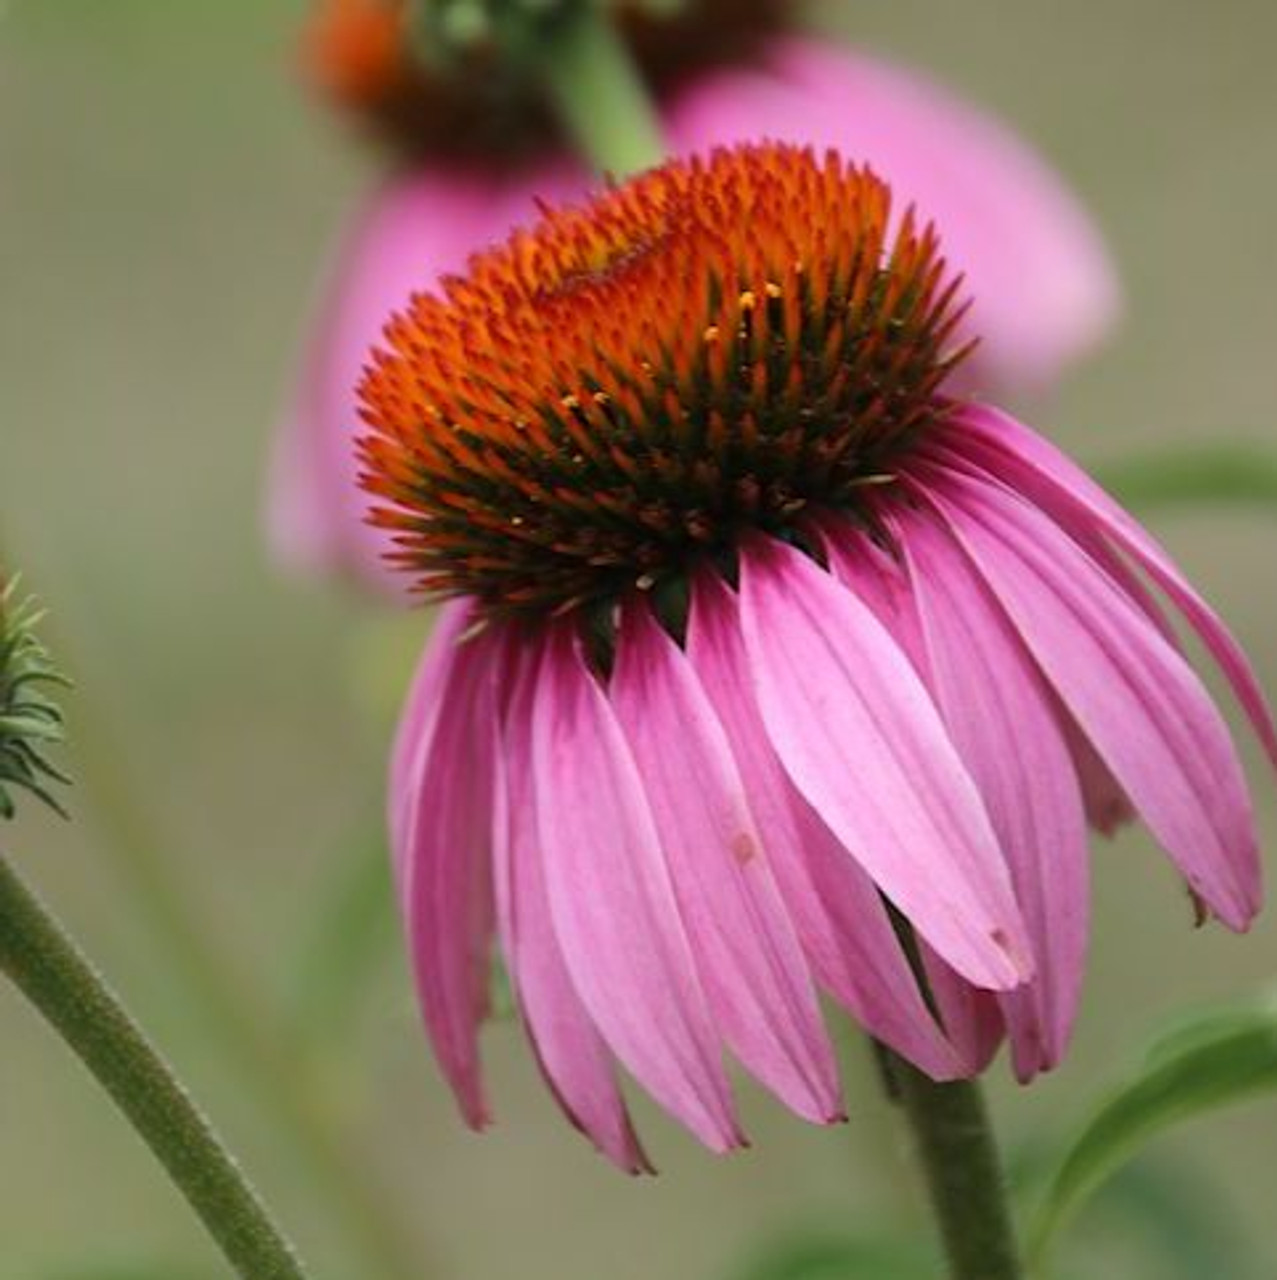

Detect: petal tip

[460,1097,492,1132]
[985,926,1037,992]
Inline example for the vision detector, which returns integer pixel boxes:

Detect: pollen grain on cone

[358,143,973,616]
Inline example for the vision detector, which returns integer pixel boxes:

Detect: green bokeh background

[2,2,1275,1277]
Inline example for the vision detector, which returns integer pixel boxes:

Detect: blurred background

[2,2,1275,1277]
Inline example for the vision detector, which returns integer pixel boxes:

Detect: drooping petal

[392,620,500,1126]
[492,641,649,1172]
[917,464,1261,930]
[917,960,1005,1075]
[667,38,1120,395]
[738,534,1033,991]
[531,623,742,1151]
[612,600,842,1123]
[1054,699,1136,837]
[811,517,926,669]
[950,405,1277,768]
[892,506,1090,1077]
[688,571,965,1080]
[1066,525,1181,651]
[814,519,1006,1072]
[389,599,474,876]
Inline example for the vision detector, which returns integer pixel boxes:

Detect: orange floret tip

[358,143,974,617]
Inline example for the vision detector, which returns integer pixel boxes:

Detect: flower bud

[0,576,70,821]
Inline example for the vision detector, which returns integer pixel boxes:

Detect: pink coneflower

[270,4,1118,595]
[270,0,788,591]
[362,145,1270,1168]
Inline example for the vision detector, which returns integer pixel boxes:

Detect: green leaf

[1011,1137,1258,1279]
[1093,444,1277,511]
[1029,1007,1277,1268]
[285,826,397,1048]
[1094,1158,1258,1280]
[44,1262,212,1280]
[1138,992,1277,1072]
[727,1230,932,1280]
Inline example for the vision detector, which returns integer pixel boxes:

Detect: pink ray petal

[612,600,843,1123]
[392,622,500,1127]
[893,506,1090,1077]
[738,535,1033,991]
[389,600,475,876]
[917,955,1005,1075]
[917,464,1261,930]
[879,468,1134,837]
[1053,698,1136,837]
[688,572,965,1080]
[531,623,743,1152]
[950,405,1277,769]
[492,642,650,1172]
[810,517,926,669]
[815,519,1007,1072]
[1068,527,1181,651]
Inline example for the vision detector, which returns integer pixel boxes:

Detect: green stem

[0,853,306,1280]
[64,694,425,1280]
[536,4,665,176]
[0,543,426,1280]
[879,1047,1024,1280]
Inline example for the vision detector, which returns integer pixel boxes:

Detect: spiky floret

[0,578,70,820]
[359,143,973,617]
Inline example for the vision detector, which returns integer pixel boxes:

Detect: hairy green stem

[64,696,425,1279]
[0,550,426,1280]
[0,853,307,1279]
[76,709,429,1280]
[879,1047,1024,1280]
[537,4,665,176]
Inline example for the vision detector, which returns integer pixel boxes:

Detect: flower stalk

[60,685,427,1280]
[879,1046,1023,1280]
[0,853,308,1280]
[534,2,665,175]
[0,552,427,1279]
[411,0,665,175]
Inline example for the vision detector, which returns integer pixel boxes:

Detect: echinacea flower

[363,145,1270,1167]
[269,3,1119,595]
[270,0,787,591]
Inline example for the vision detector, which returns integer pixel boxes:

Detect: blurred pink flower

[668,39,1120,396]
[269,169,522,590]
[269,37,1119,596]
[368,147,1266,1166]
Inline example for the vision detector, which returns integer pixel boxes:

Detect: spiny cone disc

[359,143,973,617]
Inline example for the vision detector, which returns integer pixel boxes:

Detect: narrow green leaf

[1029,1010,1277,1267]
[1094,1158,1258,1280]
[1138,992,1277,1072]
[1012,1138,1259,1280]
[1093,444,1277,510]
[46,1264,211,1280]
[286,828,396,1047]
[728,1230,932,1280]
